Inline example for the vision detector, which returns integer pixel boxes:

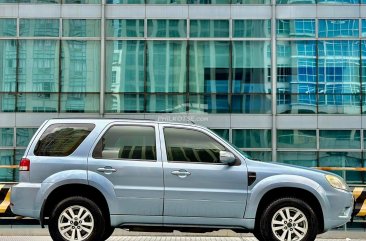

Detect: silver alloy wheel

[58,205,95,241]
[271,207,308,241]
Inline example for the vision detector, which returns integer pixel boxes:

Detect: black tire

[103,225,115,240]
[259,197,318,241]
[48,196,106,241]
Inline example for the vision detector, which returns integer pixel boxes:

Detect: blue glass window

[0,19,16,37]
[277,151,317,167]
[106,20,144,38]
[232,129,272,148]
[190,20,229,38]
[277,20,315,38]
[319,19,359,38]
[232,94,272,114]
[105,94,144,113]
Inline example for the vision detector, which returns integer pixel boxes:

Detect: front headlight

[325,175,348,190]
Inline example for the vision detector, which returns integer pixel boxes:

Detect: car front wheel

[259,197,318,241]
[48,196,105,241]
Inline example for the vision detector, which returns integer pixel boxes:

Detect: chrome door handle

[171,170,191,178]
[97,166,116,174]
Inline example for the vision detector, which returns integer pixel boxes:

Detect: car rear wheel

[49,196,105,241]
[259,197,318,241]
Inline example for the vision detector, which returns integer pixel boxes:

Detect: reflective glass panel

[361,41,366,110]
[0,40,17,92]
[60,94,99,113]
[276,0,315,3]
[277,94,317,114]
[147,20,186,38]
[277,20,315,38]
[20,19,59,37]
[319,152,362,184]
[319,130,360,149]
[189,95,229,113]
[106,20,144,38]
[19,0,60,2]
[246,151,272,162]
[147,41,187,93]
[0,19,16,37]
[18,40,60,93]
[277,41,316,95]
[105,94,144,113]
[63,19,101,37]
[232,41,271,94]
[318,41,360,114]
[319,20,359,38]
[16,128,38,147]
[0,128,13,147]
[0,150,14,182]
[146,94,186,113]
[277,130,316,149]
[17,93,58,112]
[189,41,230,93]
[190,20,229,38]
[64,0,100,3]
[148,0,186,4]
[363,20,366,37]
[106,0,144,3]
[188,0,230,3]
[232,94,272,114]
[106,41,145,93]
[232,129,271,148]
[233,20,271,38]
[318,0,359,4]
[277,151,317,167]
[0,94,16,112]
[211,129,229,141]
[61,41,100,92]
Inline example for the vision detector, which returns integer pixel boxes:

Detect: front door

[88,123,163,217]
[160,124,248,223]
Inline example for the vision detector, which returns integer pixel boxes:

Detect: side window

[164,127,225,164]
[34,123,95,156]
[92,125,156,161]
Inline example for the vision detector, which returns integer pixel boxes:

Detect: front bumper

[323,188,354,231]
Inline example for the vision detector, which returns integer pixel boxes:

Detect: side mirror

[219,151,236,165]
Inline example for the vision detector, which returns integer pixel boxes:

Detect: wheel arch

[40,184,111,228]
[254,187,324,234]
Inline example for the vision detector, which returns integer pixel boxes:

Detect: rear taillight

[19,158,30,171]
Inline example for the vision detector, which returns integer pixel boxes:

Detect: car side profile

[11,119,353,241]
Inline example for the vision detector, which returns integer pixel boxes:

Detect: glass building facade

[1,0,366,228]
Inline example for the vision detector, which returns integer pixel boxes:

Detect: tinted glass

[319,19,359,38]
[277,151,317,167]
[93,125,156,161]
[106,19,144,38]
[147,20,186,38]
[20,19,59,37]
[16,128,38,147]
[190,20,229,38]
[211,129,229,141]
[0,19,16,37]
[147,41,187,93]
[34,123,95,156]
[233,20,271,38]
[63,19,101,37]
[319,130,360,149]
[0,128,13,147]
[277,20,315,38]
[0,40,17,93]
[164,127,225,163]
[277,130,316,149]
[105,94,144,113]
[0,150,15,182]
[232,129,271,148]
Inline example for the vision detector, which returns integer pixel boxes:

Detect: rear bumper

[10,183,41,220]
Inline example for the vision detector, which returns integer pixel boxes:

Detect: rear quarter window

[34,123,95,156]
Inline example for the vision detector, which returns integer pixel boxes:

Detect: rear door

[87,123,164,217]
[160,124,248,223]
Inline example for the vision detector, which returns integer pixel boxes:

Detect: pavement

[1,227,366,240]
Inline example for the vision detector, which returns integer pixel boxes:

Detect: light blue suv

[11,119,353,241]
